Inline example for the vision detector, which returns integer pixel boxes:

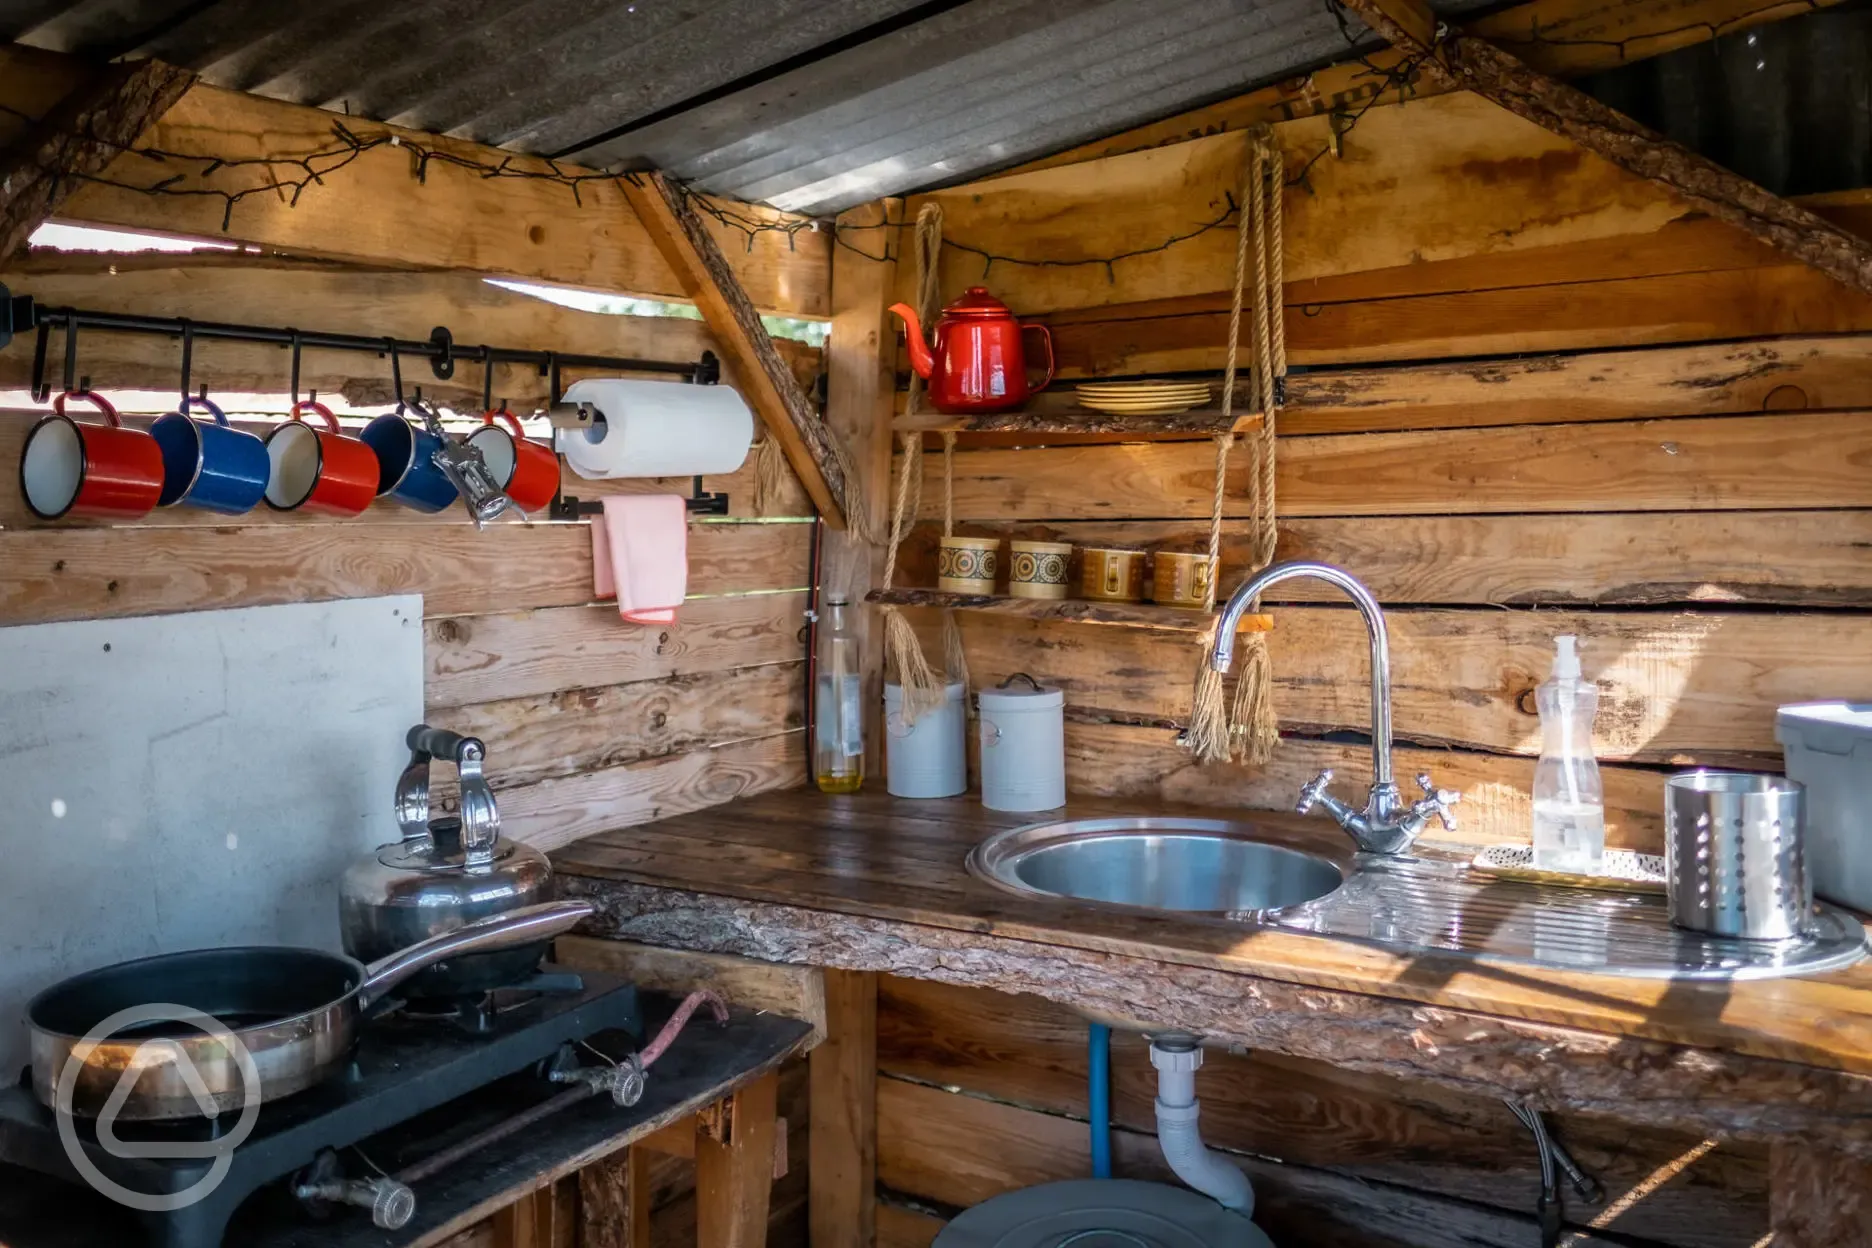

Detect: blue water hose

[1089,1022,1113,1179]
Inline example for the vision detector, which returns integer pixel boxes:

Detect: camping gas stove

[0,968,642,1248]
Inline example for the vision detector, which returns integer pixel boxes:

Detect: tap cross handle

[1296,769,1335,815]
[1414,773,1461,832]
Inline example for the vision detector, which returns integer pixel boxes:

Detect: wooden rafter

[1338,0,1872,298]
[621,170,850,529]
[0,58,196,266]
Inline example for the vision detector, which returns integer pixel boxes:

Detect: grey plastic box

[1776,702,1872,914]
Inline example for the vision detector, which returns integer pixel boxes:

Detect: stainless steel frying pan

[27,900,593,1121]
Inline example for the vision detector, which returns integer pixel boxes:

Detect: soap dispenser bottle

[1533,634,1605,873]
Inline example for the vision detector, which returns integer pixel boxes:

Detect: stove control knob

[368,1178,417,1231]
[549,1054,645,1108]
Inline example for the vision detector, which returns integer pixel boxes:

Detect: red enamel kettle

[890,287,1055,414]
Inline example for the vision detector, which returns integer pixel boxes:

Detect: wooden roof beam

[0,58,195,267]
[621,170,849,529]
[1338,0,1872,299]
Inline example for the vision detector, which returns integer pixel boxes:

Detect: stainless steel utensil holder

[1665,771,1812,940]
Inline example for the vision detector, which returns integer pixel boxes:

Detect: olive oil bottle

[814,597,864,793]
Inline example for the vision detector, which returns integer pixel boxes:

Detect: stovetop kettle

[339,725,559,997]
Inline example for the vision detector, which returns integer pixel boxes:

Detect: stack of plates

[1075,380,1214,415]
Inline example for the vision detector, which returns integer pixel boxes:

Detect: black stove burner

[377,970,590,1035]
[0,966,640,1248]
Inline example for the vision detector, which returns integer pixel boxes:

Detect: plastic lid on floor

[932,1179,1276,1247]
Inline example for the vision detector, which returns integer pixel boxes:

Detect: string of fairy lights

[0,0,1824,277]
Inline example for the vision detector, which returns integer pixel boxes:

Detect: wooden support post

[492,1182,561,1248]
[809,970,879,1248]
[696,1071,781,1248]
[0,58,196,266]
[825,198,904,776]
[578,1145,654,1248]
[1769,1143,1872,1247]
[621,170,849,528]
[1337,0,1872,298]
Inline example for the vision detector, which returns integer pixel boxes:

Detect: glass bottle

[814,597,864,794]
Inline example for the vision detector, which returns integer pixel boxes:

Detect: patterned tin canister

[1008,540,1072,600]
[938,536,999,593]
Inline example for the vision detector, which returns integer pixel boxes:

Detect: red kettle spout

[888,303,934,380]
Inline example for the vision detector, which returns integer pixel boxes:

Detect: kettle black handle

[407,725,483,765]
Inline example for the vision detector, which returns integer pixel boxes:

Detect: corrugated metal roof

[0,0,1514,217]
[1577,0,1872,197]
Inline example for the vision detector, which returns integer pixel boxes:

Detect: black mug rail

[1,285,719,404]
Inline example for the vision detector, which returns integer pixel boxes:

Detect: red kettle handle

[1021,323,1055,394]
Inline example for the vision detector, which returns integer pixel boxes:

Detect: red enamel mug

[465,408,559,514]
[264,399,380,517]
[19,391,166,520]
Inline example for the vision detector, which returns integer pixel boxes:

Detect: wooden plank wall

[857,79,1872,1247]
[878,94,1872,856]
[872,978,1768,1248]
[0,250,821,1246]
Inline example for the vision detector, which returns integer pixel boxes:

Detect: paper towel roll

[558,378,755,479]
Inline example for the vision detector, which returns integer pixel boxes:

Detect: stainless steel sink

[967,817,1345,917]
[967,817,1867,980]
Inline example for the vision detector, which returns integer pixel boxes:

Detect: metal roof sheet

[0,0,1529,218]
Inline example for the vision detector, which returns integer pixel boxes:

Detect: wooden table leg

[697,1072,781,1248]
[810,970,878,1248]
[1769,1142,1872,1246]
[578,1145,654,1248]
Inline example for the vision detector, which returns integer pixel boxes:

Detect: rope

[879,430,943,720]
[1186,127,1285,766]
[939,430,970,688]
[1229,130,1285,764]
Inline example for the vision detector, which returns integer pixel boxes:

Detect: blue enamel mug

[361,408,460,513]
[150,396,270,514]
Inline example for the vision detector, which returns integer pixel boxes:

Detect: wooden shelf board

[865,587,1273,634]
[892,407,1264,436]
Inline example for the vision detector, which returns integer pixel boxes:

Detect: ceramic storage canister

[885,681,968,799]
[979,674,1065,812]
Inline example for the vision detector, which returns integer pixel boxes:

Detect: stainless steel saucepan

[27,900,593,1121]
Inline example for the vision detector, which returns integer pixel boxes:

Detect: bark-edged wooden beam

[621,170,849,528]
[1338,0,1872,298]
[0,58,196,266]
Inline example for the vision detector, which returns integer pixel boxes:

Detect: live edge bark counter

[550,788,1872,1239]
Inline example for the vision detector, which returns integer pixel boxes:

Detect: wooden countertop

[552,789,1872,1153]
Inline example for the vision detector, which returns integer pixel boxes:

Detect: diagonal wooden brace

[622,170,850,528]
[1338,0,1872,298]
[0,58,197,267]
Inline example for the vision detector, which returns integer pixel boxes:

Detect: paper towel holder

[551,477,730,519]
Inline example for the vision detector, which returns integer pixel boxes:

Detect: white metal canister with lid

[979,673,1065,812]
[885,681,967,799]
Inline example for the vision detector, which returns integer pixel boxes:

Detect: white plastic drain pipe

[1150,1036,1255,1217]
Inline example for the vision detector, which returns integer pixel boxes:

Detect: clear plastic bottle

[813,597,864,794]
[1532,634,1605,874]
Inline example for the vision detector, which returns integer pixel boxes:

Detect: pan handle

[357,900,594,1009]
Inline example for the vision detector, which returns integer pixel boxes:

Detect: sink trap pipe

[1150,1036,1255,1217]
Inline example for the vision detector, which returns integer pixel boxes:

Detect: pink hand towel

[592,495,688,624]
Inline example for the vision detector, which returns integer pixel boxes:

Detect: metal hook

[62,317,79,396]
[289,330,303,406]
[387,337,404,408]
[547,352,562,407]
[178,319,194,408]
[480,346,494,413]
[31,317,52,403]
